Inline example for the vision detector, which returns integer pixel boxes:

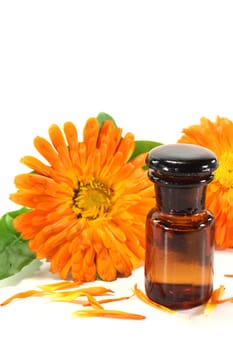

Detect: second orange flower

[178,116,233,249]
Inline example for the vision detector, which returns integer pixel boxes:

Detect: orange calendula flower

[178,116,233,249]
[10,118,154,281]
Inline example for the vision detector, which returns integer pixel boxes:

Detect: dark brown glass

[145,144,218,310]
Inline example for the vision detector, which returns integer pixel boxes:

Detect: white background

[0,1,233,349]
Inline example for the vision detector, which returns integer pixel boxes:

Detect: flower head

[178,116,233,249]
[10,118,154,281]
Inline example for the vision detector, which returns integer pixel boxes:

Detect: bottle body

[145,209,215,310]
[145,143,218,310]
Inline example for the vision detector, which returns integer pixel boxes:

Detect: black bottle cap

[146,143,218,185]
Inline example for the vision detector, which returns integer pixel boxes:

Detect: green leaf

[0,259,42,288]
[96,112,117,129]
[130,140,162,161]
[0,207,36,280]
[0,207,29,234]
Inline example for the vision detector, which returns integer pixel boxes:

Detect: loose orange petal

[204,285,225,315]
[72,308,145,320]
[133,284,176,314]
[50,291,104,310]
[216,296,233,304]
[0,290,45,306]
[224,274,233,278]
[74,286,114,296]
[79,295,133,307]
[48,286,114,302]
[84,295,104,310]
[38,281,83,292]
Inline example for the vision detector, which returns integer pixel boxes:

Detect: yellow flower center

[72,180,113,220]
[215,151,233,188]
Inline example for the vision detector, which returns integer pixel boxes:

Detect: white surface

[1,253,233,350]
[0,1,233,349]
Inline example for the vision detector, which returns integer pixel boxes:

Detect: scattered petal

[0,290,45,306]
[216,296,233,304]
[74,286,114,296]
[72,308,145,320]
[81,295,133,307]
[133,284,176,314]
[204,285,225,315]
[38,280,83,291]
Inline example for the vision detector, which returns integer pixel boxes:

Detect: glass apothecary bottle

[145,143,218,310]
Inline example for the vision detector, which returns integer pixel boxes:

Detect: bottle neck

[155,183,207,215]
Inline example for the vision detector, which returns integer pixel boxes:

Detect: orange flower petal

[38,281,83,291]
[21,156,52,177]
[80,295,133,307]
[216,296,233,304]
[75,286,113,296]
[34,136,62,171]
[133,284,176,314]
[96,247,117,281]
[204,285,225,315]
[71,241,97,282]
[49,290,102,304]
[50,242,72,279]
[72,308,145,320]
[0,290,45,306]
[83,118,99,154]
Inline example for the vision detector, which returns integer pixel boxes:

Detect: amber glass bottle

[145,144,218,310]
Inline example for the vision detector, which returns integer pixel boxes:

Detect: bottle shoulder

[147,208,214,229]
